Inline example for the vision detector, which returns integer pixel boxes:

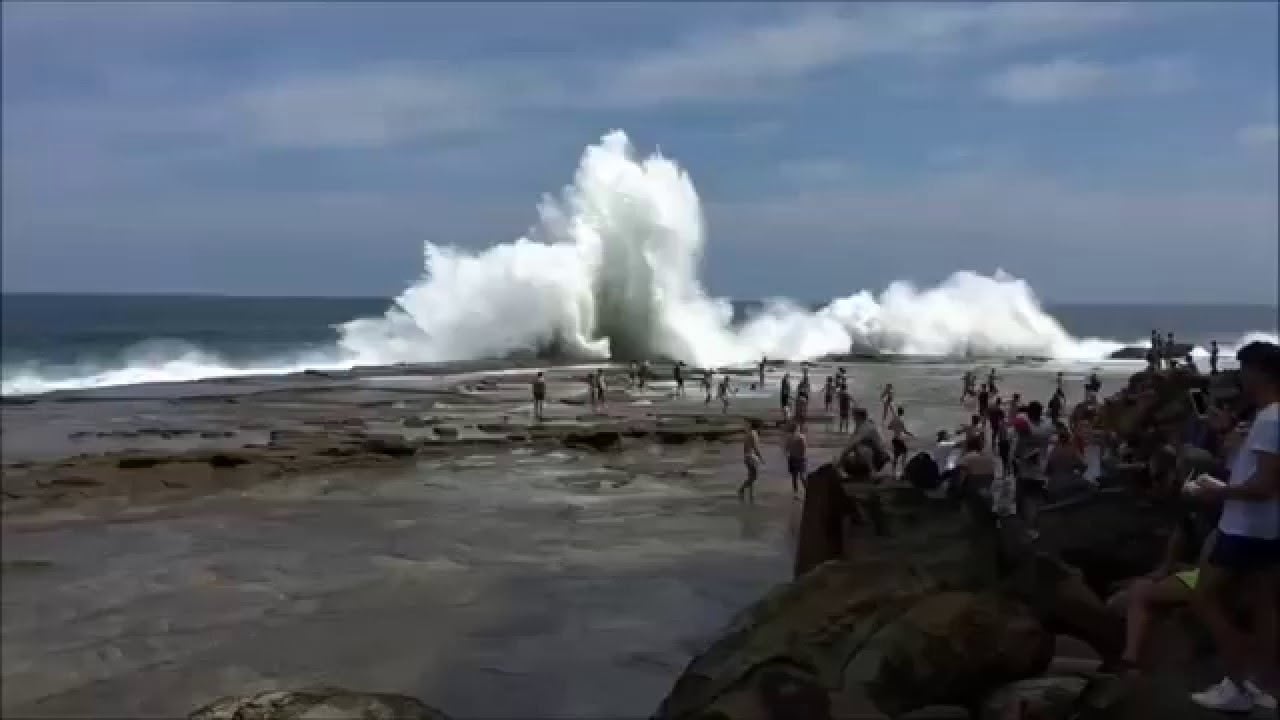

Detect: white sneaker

[1190,677,1254,713]
[1244,680,1277,710]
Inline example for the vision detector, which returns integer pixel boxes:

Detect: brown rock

[853,592,1054,717]
[189,686,451,720]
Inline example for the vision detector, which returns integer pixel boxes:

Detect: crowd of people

[531,339,1279,711]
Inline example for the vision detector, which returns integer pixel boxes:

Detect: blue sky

[2,1,1277,303]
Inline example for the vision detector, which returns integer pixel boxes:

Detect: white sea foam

[3,131,1275,395]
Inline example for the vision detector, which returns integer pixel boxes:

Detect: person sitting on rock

[1106,498,1220,676]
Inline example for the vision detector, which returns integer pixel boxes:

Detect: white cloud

[983,56,1195,104]
[1237,123,1279,149]
[602,2,1149,106]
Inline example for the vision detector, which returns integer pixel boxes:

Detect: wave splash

[3,131,1275,396]
[336,130,1124,367]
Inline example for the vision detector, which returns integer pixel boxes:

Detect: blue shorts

[1208,532,1280,572]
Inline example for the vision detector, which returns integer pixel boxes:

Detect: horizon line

[1,290,1276,309]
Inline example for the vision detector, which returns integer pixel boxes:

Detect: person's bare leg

[1123,576,1191,667]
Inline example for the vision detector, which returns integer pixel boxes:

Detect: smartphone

[1188,389,1209,418]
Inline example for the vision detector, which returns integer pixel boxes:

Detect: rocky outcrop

[189,686,452,720]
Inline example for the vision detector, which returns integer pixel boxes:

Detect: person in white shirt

[1186,341,1280,713]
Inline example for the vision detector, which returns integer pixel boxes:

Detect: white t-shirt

[1219,402,1280,540]
[931,441,959,471]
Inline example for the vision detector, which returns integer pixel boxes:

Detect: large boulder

[850,592,1054,717]
[189,686,452,720]
[980,676,1088,720]
[653,560,1055,720]
[1034,490,1173,595]
[653,560,938,720]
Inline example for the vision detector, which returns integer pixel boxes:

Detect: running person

[888,406,914,476]
[785,422,808,499]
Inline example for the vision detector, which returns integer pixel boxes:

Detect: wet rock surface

[5,360,1181,718]
[189,687,452,720]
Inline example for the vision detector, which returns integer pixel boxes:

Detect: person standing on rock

[1010,401,1054,536]
[822,376,835,416]
[880,383,895,422]
[702,368,714,405]
[795,369,811,427]
[718,374,732,414]
[962,370,975,402]
[673,362,685,397]
[887,407,914,477]
[594,371,607,409]
[977,383,990,417]
[987,397,1005,452]
[785,422,808,499]
[758,356,767,388]
[628,362,638,388]
[739,418,764,502]
[779,372,793,422]
[639,360,649,389]
[987,368,999,396]
[586,372,598,413]
[532,372,547,422]
[837,382,853,433]
[1185,341,1280,713]
[1210,340,1220,375]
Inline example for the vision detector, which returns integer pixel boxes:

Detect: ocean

[2,293,1276,396]
[2,134,1276,397]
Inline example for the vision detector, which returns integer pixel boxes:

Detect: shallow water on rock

[1,359,1125,717]
[2,447,798,717]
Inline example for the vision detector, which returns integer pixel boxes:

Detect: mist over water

[3,131,1275,395]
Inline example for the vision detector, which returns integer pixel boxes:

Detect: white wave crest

[337,130,1126,366]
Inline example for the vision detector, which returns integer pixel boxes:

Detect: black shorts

[1015,477,1047,500]
[892,437,908,458]
[787,456,807,477]
[1208,532,1280,572]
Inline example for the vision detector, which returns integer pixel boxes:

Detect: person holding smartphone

[1185,341,1280,712]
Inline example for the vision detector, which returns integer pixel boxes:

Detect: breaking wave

[4,131,1275,396]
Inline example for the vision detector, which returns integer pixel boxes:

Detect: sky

[2,1,1277,304]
